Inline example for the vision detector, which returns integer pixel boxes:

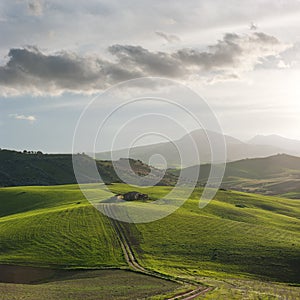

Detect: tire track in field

[167,286,212,300]
[102,204,157,275]
[102,204,213,300]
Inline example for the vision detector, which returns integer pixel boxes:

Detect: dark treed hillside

[2,149,299,197]
[0,149,177,187]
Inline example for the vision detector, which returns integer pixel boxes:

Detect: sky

[0,0,300,153]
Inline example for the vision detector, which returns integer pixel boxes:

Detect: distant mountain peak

[249,134,300,155]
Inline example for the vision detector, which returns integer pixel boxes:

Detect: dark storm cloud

[0,32,289,96]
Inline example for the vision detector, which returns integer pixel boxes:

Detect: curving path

[102,204,213,299]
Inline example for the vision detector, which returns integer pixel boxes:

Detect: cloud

[177,32,288,72]
[108,44,185,78]
[0,46,109,95]
[277,60,290,69]
[27,0,43,16]
[0,0,298,61]
[0,32,290,96]
[155,31,181,43]
[250,22,257,31]
[10,114,36,122]
[205,73,240,84]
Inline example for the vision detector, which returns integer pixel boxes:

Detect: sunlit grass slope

[108,184,300,283]
[0,185,125,268]
[1,183,300,285]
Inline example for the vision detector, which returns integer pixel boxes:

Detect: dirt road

[102,204,212,299]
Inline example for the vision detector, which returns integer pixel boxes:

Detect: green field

[128,186,300,283]
[0,184,124,267]
[0,184,300,299]
[0,269,179,300]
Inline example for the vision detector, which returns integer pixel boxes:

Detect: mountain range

[95,130,300,167]
[249,134,300,153]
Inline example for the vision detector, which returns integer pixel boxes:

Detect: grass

[0,184,124,268]
[0,183,300,299]
[105,184,300,284]
[281,192,300,199]
[0,269,179,300]
[198,277,300,300]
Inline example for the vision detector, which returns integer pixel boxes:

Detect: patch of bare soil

[0,264,57,284]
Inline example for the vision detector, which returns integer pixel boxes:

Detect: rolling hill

[0,184,299,299]
[1,149,300,198]
[0,184,180,299]
[0,149,177,187]
[0,184,124,267]
[95,129,299,167]
[173,154,300,198]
